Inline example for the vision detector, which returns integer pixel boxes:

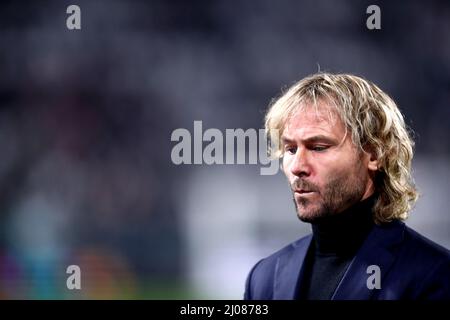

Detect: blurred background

[0,0,449,299]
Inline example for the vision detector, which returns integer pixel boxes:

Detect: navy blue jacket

[244,221,450,300]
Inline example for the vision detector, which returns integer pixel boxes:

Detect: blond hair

[265,73,418,224]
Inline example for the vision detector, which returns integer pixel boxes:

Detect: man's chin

[294,198,328,223]
[297,213,319,223]
[296,208,326,223]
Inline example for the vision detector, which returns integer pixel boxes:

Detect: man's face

[281,101,376,223]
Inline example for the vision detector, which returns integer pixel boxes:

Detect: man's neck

[311,195,376,256]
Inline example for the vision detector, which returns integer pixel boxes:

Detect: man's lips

[294,189,316,194]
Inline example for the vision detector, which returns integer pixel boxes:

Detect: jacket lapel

[273,234,312,299]
[331,221,405,300]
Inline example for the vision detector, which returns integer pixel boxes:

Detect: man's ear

[364,145,379,172]
[367,154,379,172]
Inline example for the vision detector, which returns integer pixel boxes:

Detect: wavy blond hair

[265,73,418,224]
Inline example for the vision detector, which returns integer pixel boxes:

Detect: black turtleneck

[296,195,376,300]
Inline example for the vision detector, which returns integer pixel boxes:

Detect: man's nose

[289,148,311,177]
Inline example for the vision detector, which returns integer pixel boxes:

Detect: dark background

[0,0,449,298]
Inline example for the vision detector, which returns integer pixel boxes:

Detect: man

[244,73,450,300]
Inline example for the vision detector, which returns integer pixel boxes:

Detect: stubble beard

[292,170,367,223]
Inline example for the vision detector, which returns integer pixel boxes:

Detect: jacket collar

[273,220,405,299]
[273,234,313,299]
[331,220,405,300]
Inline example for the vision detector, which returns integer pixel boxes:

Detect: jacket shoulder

[392,223,450,299]
[402,224,450,263]
[244,234,311,300]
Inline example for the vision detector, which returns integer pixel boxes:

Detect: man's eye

[285,146,297,154]
[311,145,329,151]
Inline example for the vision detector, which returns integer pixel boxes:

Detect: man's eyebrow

[280,135,338,144]
[280,136,295,144]
[302,135,338,144]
